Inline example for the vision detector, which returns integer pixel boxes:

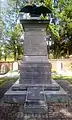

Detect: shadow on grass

[0,77,19,87]
[52,75,72,84]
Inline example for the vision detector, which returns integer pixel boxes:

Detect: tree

[8,24,23,61]
[0,0,3,44]
[46,0,72,58]
[0,0,24,61]
[44,0,52,9]
[0,46,2,60]
[57,0,72,56]
[1,0,72,60]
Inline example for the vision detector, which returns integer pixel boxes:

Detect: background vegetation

[0,0,72,61]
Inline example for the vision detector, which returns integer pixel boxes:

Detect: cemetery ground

[0,71,72,120]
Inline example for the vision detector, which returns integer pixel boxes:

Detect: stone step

[24,101,48,113]
[20,76,51,80]
[11,86,60,91]
[11,83,60,91]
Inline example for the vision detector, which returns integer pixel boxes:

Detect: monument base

[4,79,69,105]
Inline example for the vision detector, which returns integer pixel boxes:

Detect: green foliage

[48,0,72,58]
[8,24,23,61]
[0,46,2,60]
[0,0,72,60]
[44,0,52,9]
[48,24,60,40]
[0,19,4,45]
[52,75,72,84]
[0,76,19,87]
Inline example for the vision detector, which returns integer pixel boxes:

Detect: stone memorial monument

[4,4,68,113]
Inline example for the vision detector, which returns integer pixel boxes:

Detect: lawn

[52,74,72,84]
[0,74,72,87]
[0,70,19,87]
[0,77,19,87]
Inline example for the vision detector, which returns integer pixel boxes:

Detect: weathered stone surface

[27,87,44,101]
[4,80,68,104]
[24,31,47,56]
[24,101,48,113]
[19,20,52,85]
[4,20,69,113]
[20,62,51,84]
[21,21,48,56]
[21,56,49,62]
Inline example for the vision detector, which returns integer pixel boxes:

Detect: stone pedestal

[4,20,69,113]
[19,20,52,85]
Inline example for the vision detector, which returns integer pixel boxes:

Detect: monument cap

[20,4,52,17]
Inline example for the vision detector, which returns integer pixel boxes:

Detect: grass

[0,70,19,87]
[0,79,5,85]
[0,77,19,87]
[0,73,72,87]
[52,74,72,84]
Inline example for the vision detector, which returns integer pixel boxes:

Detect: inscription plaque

[24,28,47,56]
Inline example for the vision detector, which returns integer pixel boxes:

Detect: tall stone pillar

[19,20,52,85]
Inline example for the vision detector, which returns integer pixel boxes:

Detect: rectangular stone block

[27,87,44,101]
[24,101,48,113]
[19,62,51,84]
[24,26,47,56]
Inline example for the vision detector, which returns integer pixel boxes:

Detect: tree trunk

[5,55,7,61]
[67,49,69,57]
[14,48,17,61]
